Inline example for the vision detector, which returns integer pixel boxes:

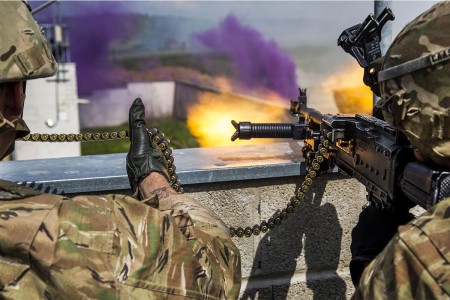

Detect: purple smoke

[65,13,133,95]
[194,15,298,99]
[33,2,132,96]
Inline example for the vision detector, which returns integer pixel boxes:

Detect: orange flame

[187,88,291,147]
[323,64,373,114]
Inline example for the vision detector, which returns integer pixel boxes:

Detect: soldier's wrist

[139,172,176,200]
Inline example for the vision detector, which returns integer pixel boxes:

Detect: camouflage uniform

[353,2,450,298]
[0,1,242,298]
[353,197,450,300]
[0,179,241,299]
[0,2,241,298]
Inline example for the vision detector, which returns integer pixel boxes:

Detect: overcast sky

[134,1,436,40]
[37,1,437,55]
[66,1,436,34]
[38,1,437,34]
[125,1,435,28]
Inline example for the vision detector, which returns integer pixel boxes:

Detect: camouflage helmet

[0,1,57,83]
[377,1,450,165]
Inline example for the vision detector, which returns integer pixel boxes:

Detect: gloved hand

[126,98,170,197]
[350,204,414,286]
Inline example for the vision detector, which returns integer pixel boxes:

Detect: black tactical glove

[350,204,414,286]
[126,98,170,197]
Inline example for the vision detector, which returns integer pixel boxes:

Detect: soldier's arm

[139,172,231,239]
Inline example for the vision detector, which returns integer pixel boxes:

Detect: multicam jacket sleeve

[353,197,450,300]
[0,180,241,299]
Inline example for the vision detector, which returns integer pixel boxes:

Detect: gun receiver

[231,89,449,210]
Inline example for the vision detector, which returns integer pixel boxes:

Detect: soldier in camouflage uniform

[0,1,241,299]
[353,1,450,299]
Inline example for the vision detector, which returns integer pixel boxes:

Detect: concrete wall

[184,174,366,299]
[15,63,81,160]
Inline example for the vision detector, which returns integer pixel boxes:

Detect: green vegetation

[81,118,199,156]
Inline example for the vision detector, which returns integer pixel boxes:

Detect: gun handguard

[231,121,308,141]
[230,89,322,142]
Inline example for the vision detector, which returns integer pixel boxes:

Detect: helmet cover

[0,1,58,83]
[379,1,450,164]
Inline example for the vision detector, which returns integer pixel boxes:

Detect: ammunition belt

[19,131,129,142]
[19,130,334,238]
[18,129,182,193]
[230,131,334,238]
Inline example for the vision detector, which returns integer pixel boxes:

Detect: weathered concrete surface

[185,174,367,299]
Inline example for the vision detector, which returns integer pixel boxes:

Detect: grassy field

[81,118,199,156]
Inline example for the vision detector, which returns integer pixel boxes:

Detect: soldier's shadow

[241,176,346,300]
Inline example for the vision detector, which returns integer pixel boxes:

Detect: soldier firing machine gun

[19,5,450,239]
[228,7,450,238]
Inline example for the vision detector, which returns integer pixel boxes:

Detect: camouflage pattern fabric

[353,197,450,300]
[0,180,241,299]
[0,1,57,83]
[379,1,450,162]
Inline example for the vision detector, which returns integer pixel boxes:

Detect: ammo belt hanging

[20,131,129,142]
[19,130,332,238]
[230,131,332,238]
[18,129,182,193]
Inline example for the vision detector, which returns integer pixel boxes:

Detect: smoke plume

[33,2,132,96]
[194,14,298,99]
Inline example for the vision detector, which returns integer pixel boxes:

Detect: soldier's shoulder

[357,199,450,299]
[405,196,450,237]
[399,196,450,260]
[394,198,450,298]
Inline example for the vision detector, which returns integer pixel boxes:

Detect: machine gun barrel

[230,120,308,141]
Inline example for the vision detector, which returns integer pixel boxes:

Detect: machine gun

[227,7,450,238]
[231,89,450,212]
[231,6,448,213]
